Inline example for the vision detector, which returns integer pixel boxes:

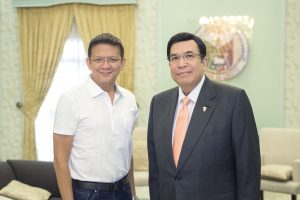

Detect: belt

[72,176,129,192]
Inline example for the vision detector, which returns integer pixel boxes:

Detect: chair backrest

[7,160,61,197]
[132,127,148,171]
[260,128,300,165]
[0,161,16,189]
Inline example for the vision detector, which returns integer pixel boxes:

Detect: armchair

[260,128,300,200]
[132,127,149,200]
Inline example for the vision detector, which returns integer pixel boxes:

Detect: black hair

[88,33,124,58]
[167,32,206,61]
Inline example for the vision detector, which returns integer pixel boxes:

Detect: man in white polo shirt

[53,33,138,200]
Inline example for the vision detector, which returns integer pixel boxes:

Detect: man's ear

[86,58,92,70]
[202,57,208,68]
[120,58,126,70]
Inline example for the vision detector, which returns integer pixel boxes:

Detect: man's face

[169,40,207,94]
[86,43,125,89]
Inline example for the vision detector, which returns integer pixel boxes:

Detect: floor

[136,187,298,200]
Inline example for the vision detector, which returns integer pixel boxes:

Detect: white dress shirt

[53,76,138,182]
[172,75,205,145]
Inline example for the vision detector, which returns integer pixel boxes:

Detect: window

[35,23,89,161]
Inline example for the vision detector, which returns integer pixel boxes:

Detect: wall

[0,0,24,160]
[157,0,286,129]
[0,1,2,158]
[134,0,157,126]
[285,0,300,128]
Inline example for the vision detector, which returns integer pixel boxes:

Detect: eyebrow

[92,56,119,58]
[170,51,195,56]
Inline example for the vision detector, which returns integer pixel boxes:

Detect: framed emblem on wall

[196,16,254,81]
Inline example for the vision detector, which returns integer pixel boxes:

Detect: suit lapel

[176,78,217,171]
[160,88,178,170]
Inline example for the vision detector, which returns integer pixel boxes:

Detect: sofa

[260,128,300,200]
[0,160,61,199]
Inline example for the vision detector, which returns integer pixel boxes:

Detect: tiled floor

[136,187,298,200]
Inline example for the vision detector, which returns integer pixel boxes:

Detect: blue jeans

[73,181,132,200]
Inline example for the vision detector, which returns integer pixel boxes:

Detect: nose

[178,56,187,68]
[101,59,111,68]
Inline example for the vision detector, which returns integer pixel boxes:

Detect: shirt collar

[178,75,205,103]
[86,75,123,98]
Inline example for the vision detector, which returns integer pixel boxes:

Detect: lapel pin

[202,106,208,112]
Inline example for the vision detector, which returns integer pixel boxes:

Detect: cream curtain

[18,5,73,159]
[74,4,135,92]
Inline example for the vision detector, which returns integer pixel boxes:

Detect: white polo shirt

[53,76,138,182]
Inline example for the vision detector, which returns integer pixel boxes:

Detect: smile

[99,71,113,76]
[177,71,191,76]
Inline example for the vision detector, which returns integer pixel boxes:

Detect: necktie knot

[182,96,190,106]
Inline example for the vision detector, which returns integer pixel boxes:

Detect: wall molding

[12,0,137,7]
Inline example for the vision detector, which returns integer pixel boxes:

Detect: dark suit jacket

[147,77,260,200]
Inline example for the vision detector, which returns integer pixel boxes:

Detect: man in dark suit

[147,32,260,200]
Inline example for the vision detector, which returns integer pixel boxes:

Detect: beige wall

[285,0,300,128]
[134,0,157,126]
[0,0,24,160]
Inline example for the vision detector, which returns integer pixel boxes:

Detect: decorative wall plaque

[196,16,254,80]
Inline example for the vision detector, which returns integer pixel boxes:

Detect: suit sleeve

[232,90,261,200]
[147,96,160,200]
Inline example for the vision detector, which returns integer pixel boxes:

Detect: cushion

[132,128,148,171]
[0,195,13,200]
[134,171,148,186]
[0,180,51,200]
[261,164,292,181]
[133,139,148,171]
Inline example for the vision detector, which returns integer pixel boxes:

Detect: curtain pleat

[18,5,73,159]
[74,4,135,92]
